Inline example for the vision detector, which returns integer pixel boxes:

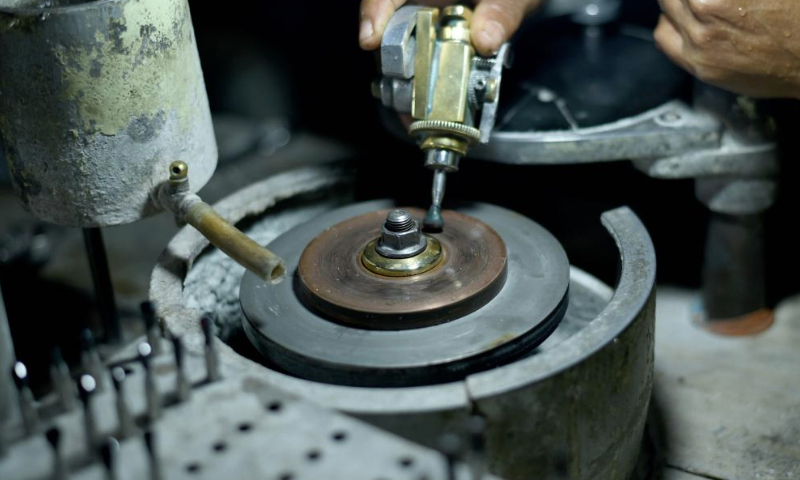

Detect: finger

[654,15,695,75]
[657,0,694,32]
[360,0,407,50]
[471,0,541,56]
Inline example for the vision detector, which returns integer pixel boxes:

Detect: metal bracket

[380,6,424,79]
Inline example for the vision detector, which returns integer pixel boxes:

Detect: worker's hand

[359,0,543,56]
[655,0,800,99]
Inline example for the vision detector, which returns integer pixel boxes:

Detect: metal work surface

[151,163,657,480]
[296,207,509,328]
[241,201,570,387]
[653,289,800,480]
[0,335,500,480]
[0,0,217,226]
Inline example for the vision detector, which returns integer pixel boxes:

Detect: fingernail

[359,19,374,44]
[478,21,505,55]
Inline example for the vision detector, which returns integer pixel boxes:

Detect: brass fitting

[409,5,479,167]
[158,161,286,283]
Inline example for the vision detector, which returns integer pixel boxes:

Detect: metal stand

[0,288,18,440]
[83,228,121,344]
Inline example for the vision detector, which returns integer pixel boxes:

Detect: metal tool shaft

[83,228,121,344]
[111,367,135,438]
[50,348,77,412]
[424,170,447,231]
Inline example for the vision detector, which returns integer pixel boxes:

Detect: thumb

[360,0,408,50]
[471,0,541,56]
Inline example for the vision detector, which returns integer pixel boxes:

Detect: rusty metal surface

[0,0,217,227]
[296,208,507,330]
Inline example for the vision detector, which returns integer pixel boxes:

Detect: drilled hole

[238,422,253,433]
[399,457,415,468]
[331,431,348,442]
[185,463,202,474]
[267,401,283,412]
[212,441,227,453]
[278,473,294,480]
[306,449,322,462]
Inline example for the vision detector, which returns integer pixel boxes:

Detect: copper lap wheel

[296,208,507,330]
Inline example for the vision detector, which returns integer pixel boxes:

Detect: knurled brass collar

[409,120,481,144]
[362,236,443,277]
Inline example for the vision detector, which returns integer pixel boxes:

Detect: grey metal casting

[0,0,217,227]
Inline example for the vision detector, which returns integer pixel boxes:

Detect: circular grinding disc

[296,208,508,330]
[240,200,570,387]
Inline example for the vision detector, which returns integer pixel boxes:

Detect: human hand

[655,0,800,99]
[359,0,543,56]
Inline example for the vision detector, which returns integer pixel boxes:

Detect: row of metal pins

[44,422,159,480]
[7,304,220,480]
[439,414,488,480]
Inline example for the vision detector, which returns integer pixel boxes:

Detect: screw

[385,210,415,232]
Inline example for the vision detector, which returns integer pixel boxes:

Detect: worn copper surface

[296,208,507,330]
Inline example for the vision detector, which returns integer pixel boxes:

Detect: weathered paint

[0,0,217,226]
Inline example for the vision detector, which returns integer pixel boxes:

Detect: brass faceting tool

[373,5,510,230]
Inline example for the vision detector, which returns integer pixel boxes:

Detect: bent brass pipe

[156,161,286,283]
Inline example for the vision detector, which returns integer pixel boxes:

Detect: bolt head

[380,221,421,251]
[376,212,427,259]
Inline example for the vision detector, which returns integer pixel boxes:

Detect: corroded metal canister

[0,0,217,227]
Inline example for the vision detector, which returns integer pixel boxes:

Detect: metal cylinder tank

[0,0,217,227]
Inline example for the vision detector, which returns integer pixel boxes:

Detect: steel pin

[171,336,190,402]
[467,415,487,480]
[440,433,462,480]
[45,426,68,480]
[11,361,39,435]
[143,428,162,480]
[139,342,161,421]
[99,436,120,480]
[80,329,105,392]
[50,347,77,412]
[424,170,447,232]
[200,316,220,382]
[110,367,135,438]
[78,373,98,454]
[141,302,162,355]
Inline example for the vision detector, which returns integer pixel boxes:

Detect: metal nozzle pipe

[184,202,286,283]
[157,162,286,284]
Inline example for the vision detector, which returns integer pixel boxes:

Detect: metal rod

[138,343,161,422]
[702,212,770,328]
[83,228,121,344]
[78,374,98,453]
[110,367,135,438]
[45,426,68,480]
[201,316,220,383]
[11,361,39,435]
[143,428,162,480]
[440,433,461,480]
[141,302,162,356]
[171,336,191,403]
[50,348,77,412]
[0,288,18,441]
[423,170,447,232]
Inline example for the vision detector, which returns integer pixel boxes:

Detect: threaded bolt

[385,210,415,232]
